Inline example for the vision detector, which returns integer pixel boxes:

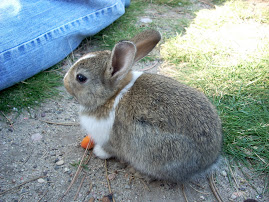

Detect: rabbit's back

[107,73,222,182]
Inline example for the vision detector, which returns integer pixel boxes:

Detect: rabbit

[64,29,223,182]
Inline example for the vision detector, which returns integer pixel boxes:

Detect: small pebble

[256,194,263,199]
[37,178,45,183]
[64,167,70,173]
[11,143,18,147]
[54,158,59,163]
[221,170,227,177]
[107,173,116,180]
[31,133,42,142]
[54,166,60,170]
[56,160,64,166]
[140,17,152,23]
[8,128,13,132]
[231,194,237,200]
[33,165,37,169]
[239,187,246,191]
[200,195,205,200]
[41,112,46,117]
[125,185,131,189]
[20,188,27,194]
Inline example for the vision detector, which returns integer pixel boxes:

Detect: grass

[93,0,192,48]
[92,1,149,49]
[0,66,62,114]
[161,0,269,174]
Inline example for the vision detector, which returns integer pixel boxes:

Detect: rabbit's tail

[190,155,223,182]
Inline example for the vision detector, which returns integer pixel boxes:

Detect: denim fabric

[0,0,130,91]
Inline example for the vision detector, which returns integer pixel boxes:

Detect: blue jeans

[0,0,130,91]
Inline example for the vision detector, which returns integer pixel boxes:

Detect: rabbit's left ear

[130,29,161,62]
[105,41,136,85]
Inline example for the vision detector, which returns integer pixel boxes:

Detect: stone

[221,170,227,177]
[140,17,152,23]
[8,128,13,132]
[64,167,70,173]
[231,194,237,199]
[54,166,60,170]
[31,133,42,142]
[37,178,45,183]
[107,173,116,180]
[239,187,246,191]
[56,160,64,166]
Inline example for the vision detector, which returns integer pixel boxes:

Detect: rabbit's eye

[76,74,87,83]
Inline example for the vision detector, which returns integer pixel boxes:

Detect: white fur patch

[79,71,143,149]
[93,145,111,159]
[80,110,114,146]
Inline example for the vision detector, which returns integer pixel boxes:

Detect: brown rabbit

[64,29,223,182]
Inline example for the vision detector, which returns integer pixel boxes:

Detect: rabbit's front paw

[93,145,111,159]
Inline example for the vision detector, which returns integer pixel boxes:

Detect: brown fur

[105,73,222,181]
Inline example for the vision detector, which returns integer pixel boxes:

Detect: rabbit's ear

[131,29,161,62]
[106,41,136,85]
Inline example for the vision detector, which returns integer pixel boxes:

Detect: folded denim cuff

[0,0,128,90]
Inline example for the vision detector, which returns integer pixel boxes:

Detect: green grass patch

[92,0,192,48]
[161,0,269,174]
[0,66,62,114]
[92,0,192,62]
[92,1,149,49]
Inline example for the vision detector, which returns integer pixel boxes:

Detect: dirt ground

[0,1,268,202]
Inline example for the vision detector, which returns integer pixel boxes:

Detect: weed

[70,161,89,170]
